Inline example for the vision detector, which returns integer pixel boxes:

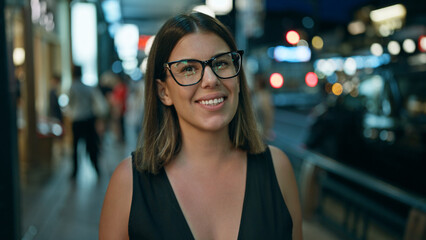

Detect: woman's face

[157,32,240,135]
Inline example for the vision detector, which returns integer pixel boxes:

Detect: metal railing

[279,144,426,240]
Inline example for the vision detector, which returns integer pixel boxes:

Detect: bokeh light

[305,72,318,87]
[419,35,426,52]
[112,60,123,73]
[402,39,416,53]
[297,39,309,47]
[193,5,215,17]
[348,21,366,35]
[138,35,152,50]
[332,83,343,96]
[370,43,383,56]
[387,41,401,55]
[58,94,69,107]
[140,57,148,74]
[312,36,324,50]
[270,73,284,88]
[317,59,337,76]
[273,45,311,62]
[286,30,300,45]
[343,57,357,75]
[343,81,355,93]
[13,47,25,66]
[144,35,155,55]
[206,0,232,15]
[302,16,314,29]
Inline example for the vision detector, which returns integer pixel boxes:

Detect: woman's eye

[182,66,195,73]
[214,61,229,70]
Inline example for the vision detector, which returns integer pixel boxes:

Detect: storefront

[5,0,73,185]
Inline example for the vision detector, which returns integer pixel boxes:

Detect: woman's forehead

[168,32,231,61]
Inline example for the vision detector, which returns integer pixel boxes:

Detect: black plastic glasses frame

[163,50,244,86]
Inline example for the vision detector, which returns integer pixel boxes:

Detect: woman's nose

[200,66,220,88]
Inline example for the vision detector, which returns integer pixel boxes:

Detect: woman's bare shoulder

[268,145,292,172]
[268,145,297,198]
[268,145,303,240]
[111,157,133,184]
[99,157,133,240]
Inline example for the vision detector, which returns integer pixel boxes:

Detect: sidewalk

[21,131,130,240]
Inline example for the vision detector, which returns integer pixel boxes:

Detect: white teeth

[200,97,224,106]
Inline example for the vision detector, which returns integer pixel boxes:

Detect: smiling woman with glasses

[100,12,302,240]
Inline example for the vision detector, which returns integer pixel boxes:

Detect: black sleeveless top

[129,147,293,239]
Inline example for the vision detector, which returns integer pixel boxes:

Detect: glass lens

[212,52,241,78]
[169,60,203,85]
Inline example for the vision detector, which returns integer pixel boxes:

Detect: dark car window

[396,71,426,119]
[358,72,402,117]
[358,75,384,115]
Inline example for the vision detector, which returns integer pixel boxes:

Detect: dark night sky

[265,0,373,24]
[265,0,426,24]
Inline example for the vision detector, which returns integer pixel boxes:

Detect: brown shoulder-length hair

[134,12,265,173]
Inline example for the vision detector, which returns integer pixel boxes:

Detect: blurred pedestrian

[48,74,65,157]
[100,12,302,240]
[92,84,110,142]
[68,66,100,178]
[98,70,119,140]
[125,79,145,141]
[111,75,128,142]
[48,74,63,124]
[99,70,116,98]
[253,73,275,142]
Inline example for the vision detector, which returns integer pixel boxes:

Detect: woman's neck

[174,127,237,169]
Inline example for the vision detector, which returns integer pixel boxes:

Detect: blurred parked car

[305,66,426,197]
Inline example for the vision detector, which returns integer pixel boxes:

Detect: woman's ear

[156,79,173,106]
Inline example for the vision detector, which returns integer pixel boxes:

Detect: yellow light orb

[332,83,343,96]
[312,36,324,50]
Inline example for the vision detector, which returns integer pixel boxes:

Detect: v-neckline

[162,153,250,240]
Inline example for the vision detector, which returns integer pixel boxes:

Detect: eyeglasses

[164,50,244,86]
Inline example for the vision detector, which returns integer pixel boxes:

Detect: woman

[99,12,302,240]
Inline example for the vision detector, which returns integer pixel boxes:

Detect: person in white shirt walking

[68,66,100,178]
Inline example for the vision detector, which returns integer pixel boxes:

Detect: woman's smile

[195,93,227,110]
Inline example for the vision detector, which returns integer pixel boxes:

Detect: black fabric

[48,89,63,122]
[129,148,293,239]
[71,117,99,176]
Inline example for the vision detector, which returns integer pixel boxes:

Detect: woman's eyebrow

[172,51,231,62]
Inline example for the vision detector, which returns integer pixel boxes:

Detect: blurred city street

[2,0,426,239]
